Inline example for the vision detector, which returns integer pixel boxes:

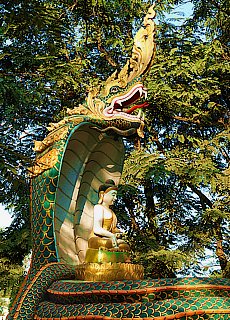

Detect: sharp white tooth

[138,109,142,118]
[117,101,122,106]
[144,91,147,99]
[139,88,143,97]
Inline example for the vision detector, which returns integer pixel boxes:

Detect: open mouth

[103,83,149,120]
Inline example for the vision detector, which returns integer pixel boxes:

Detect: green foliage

[0,0,229,290]
[0,257,24,301]
[0,297,10,316]
[138,249,190,278]
[187,0,230,44]
[119,0,229,277]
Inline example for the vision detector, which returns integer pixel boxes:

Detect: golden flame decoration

[101,5,156,97]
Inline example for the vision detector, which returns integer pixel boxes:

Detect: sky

[0,204,13,229]
[164,2,194,24]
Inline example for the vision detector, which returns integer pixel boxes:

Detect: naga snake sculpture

[7,5,230,320]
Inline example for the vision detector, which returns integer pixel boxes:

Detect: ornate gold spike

[28,148,59,177]
[33,126,69,152]
[137,122,145,138]
[67,105,90,116]
[101,5,156,96]
[86,87,105,115]
[101,65,129,98]
[33,140,49,152]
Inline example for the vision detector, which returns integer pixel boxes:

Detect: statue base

[75,262,144,281]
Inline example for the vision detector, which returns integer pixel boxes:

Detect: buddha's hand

[114,227,121,234]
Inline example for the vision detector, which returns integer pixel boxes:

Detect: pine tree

[0,0,229,296]
[117,0,229,277]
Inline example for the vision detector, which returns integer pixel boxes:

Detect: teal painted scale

[30,122,125,274]
[7,119,230,320]
[8,121,126,320]
[8,272,230,319]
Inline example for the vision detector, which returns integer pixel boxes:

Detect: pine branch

[151,129,165,153]
[123,198,140,232]
[220,147,230,162]
[173,115,227,127]
[97,30,117,67]
[173,115,200,124]
[216,239,228,271]
[187,183,213,209]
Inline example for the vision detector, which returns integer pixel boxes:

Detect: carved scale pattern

[34,277,229,319]
[7,261,230,320]
[7,263,76,320]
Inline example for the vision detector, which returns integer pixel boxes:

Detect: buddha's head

[98,179,118,206]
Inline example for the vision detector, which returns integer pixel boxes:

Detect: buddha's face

[103,190,117,206]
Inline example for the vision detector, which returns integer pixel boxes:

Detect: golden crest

[28,148,59,177]
[33,126,70,153]
[101,5,156,97]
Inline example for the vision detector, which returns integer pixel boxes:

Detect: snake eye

[110,87,119,93]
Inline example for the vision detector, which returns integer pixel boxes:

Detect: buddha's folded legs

[88,236,113,249]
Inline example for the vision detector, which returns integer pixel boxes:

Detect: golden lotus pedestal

[76,248,144,281]
[75,262,144,281]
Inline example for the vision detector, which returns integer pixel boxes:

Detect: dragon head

[34,6,156,153]
[67,5,156,137]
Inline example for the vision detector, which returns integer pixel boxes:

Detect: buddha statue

[88,179,130,252]
[79,180,144,280]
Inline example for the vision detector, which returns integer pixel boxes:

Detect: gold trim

[28,149,59,177]
[33,126,69,153]
[101,5,156,97]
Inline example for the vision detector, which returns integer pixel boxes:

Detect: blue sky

[164,2,194,23]
[0,204,13,229]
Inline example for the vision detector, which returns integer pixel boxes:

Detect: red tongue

[126,102,149,114]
